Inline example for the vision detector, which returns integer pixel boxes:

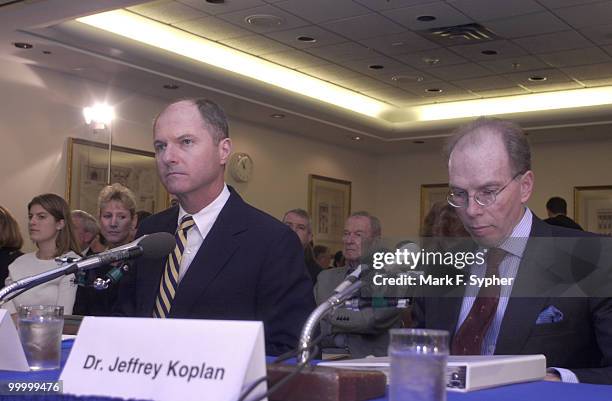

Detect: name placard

[60,317,267,401]
[0,309,29,371]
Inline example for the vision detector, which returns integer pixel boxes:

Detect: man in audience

[71,210,99,256]
[412,117,612,384]
[115,98,314,355]
[282,209,321,283]
[314,211,403,358]
[544,196,583,230]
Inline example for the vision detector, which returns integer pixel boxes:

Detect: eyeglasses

[447,172,523,208]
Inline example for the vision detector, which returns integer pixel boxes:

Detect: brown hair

[0,206,23,250]
[98,183,137,217]
[28,194,80,256]
[421,201,469,252]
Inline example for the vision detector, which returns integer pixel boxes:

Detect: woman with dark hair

[2,194,80,314]
[0,206,24,286]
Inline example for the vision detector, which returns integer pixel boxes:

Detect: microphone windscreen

[139,232,176,259]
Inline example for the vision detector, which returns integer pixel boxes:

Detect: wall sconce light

[83,103,115,184]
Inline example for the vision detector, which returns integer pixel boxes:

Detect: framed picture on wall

[308,174,351,252]
[420,183,449,233]
[66,138,169,217]
[574,186,612,236]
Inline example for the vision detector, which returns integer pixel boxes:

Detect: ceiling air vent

[423,23,500,44]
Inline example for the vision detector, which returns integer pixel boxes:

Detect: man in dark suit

[412,117,612,384]
[544,196,583,231]
[115,98,315,356]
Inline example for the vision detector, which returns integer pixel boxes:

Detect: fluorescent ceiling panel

[77,10,612,125]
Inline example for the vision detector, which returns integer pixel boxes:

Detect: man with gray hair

[71,210,99,256]
[314,211,402,358]
[412,117,612,384]
[282,208,321,283]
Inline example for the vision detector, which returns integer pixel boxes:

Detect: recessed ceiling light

[426,88,443,93]
[351,136,361,141]
[423,57,440,66]
[163,83,179,90]
[391,75,424,83]
[245,14,284,27]
[528,75,547,82]
[297,36,316,43]
[413,140,425,144]
[369,64,385,70]
[481,49,498,55]
[417,15,436,22]
[512,63,521,70]
[270,113,285,119]
[13,42,33,49]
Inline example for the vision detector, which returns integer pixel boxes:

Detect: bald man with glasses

[412,117,612,384]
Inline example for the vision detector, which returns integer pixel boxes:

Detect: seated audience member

[412,117,612,384]
[73,183,137,316]
[421,201,470,252]
[332,250,345,268]
[131,210,152,239]
[315,211,402,358]
[115,98,314,356]
[0,206,24,286]
[2,194,80,315]
[313,245,331,269]
[544,196,583,231]
[71,210,99,256]
[283,208,321,283]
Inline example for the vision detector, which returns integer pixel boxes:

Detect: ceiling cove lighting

[76,10,389,119]
[414,86,612,121]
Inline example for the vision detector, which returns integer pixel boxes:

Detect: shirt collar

[177,184,230,233]
[496,207,532,258]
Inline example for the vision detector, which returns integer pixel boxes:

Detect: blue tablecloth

[1,340,612,401]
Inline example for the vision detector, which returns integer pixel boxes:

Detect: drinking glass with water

[389,328,449,401]
[17,305,64,371]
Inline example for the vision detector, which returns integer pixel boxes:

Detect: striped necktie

[153,215,195,318]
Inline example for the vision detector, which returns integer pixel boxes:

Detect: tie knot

[179,215,195,232]
[485,247,506,270]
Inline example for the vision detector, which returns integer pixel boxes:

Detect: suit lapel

[169,190,246,317]
[495,216,557,354]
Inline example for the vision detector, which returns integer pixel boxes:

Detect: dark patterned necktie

[451,247,507,355]
[152,215,195,318]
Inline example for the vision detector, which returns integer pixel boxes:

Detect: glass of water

[388,328,449,401]
[17,305,64,371]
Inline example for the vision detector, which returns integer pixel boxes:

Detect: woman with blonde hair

[2,194,80,314]
[73,183,137,316]
[0,206,24,286]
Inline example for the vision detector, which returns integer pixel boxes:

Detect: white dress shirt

[176,185,230,282]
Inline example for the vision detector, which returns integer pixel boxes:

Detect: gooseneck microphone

[0,232,175,303]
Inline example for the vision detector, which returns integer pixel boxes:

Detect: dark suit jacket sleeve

[571,297,612,383]
[256,227,315,356]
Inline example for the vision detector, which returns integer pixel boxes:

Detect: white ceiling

[2,0,612,153]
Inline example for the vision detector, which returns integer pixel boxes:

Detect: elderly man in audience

[71,209,100,256]
[315,211,403,358]
[412,117,612,384]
